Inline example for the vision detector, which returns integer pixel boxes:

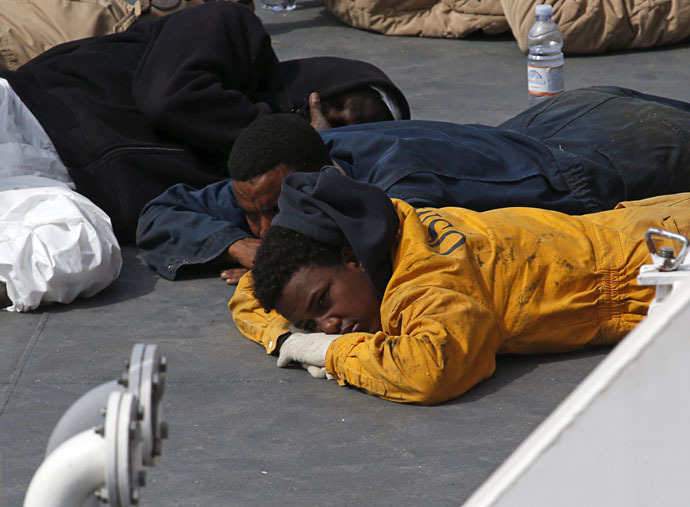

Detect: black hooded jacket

[0,2,408,242]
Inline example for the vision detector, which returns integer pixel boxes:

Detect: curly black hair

[227,113,332,181]
[252,226,344,312]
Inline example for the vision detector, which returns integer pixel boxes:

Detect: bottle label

[527,64,564,96]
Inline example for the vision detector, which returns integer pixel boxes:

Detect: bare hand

[308,92,332,131]
[217,238,260,284]
[227,237,261,269]
[221,267,250,285]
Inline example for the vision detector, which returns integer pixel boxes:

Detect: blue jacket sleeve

[136,180,252,280]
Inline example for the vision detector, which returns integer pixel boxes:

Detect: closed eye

[295,319,317,332]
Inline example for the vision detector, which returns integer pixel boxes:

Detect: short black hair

[252,226,344,312]
[227,113,332,181]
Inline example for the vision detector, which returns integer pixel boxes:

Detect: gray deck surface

[2,3,690,506]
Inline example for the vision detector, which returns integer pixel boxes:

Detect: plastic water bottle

[527,4,564,106]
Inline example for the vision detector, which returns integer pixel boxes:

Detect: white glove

[277,331,341,379]
[300,363,332,379]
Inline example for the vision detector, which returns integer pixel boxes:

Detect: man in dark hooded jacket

[0,2,409,242]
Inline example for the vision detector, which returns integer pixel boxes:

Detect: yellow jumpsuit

[230,193,690,404]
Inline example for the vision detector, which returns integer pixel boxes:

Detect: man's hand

[308,92,332,131]
[227,237,261,268]
[220,267,249,285]
[277,331,341,379]
[214,238,260,284]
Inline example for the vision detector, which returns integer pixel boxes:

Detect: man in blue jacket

[136,86,690,284]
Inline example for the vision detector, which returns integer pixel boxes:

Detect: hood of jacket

[276,56,410,121]
[273,166,399,296]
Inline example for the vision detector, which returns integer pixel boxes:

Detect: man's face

[234,164,294,238]
[275,258,383,335]
[319,88,392,128]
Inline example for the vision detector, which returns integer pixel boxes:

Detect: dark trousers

[500,86,690,211]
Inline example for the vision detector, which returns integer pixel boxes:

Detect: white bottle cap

[535,4,553,17]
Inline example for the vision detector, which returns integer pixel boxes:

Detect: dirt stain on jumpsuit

[561,259,575,271]
[517,281,539,308]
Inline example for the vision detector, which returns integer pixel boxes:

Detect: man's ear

[341,246,364,270]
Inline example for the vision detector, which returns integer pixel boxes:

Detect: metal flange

[103,391,144,506]
[127,344,168,466]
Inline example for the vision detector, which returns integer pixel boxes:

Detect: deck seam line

[0,313,49,417]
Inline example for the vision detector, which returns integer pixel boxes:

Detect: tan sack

[320,0,510,38]
[502,0,690,54]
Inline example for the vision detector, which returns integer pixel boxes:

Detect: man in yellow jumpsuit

[230,167,690,405]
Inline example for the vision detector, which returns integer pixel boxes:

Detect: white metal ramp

[463,276,690,507]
